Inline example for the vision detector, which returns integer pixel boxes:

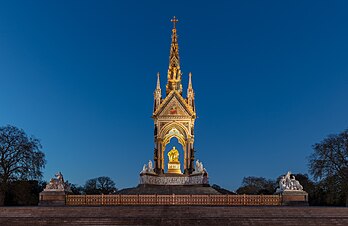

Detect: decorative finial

[188,72,192,88]
[187,72,195,109]
[171,16,178,29]
[156,72,161,89]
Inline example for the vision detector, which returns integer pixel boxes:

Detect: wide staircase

[0,206,347,225]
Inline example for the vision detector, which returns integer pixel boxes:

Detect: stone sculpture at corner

[140,160,155,174]
[193,159,207,174]
[276,171,303,193]
[39,171,71,206]
[44,172,72,192]
[275,171,308,206]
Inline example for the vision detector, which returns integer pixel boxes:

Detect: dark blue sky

[1,1,348,190]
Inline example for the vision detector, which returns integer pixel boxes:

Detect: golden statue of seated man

[168,146,179,162]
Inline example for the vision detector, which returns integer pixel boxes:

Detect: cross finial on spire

[171,16,178,29]
[166,16,182,95]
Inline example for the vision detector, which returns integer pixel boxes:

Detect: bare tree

[84,176,116,194]
[84,178,98,194]
[97,176,116,194]
[0,125,46,205]
[309,129,348,206]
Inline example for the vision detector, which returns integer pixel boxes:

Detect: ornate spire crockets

[166,16,183,95]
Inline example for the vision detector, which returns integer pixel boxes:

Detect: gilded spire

[166,16,183,95]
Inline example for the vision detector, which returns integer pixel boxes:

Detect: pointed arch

[159,122,189,145]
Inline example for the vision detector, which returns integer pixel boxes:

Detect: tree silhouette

[83,176,116,194]
[309,129,348,206]
[0,125,46,205]
[236,176,276,195]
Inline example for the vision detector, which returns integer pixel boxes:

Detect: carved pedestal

[39,172,72,206]
[140,172,208,185]
[275,171,309,206]
[39,190,67,206]
[167,161,182,174]
[279,190,309,206]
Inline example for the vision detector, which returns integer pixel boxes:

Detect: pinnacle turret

[154,72,162,112]
[187,72,195,110]
[156,72,161,90]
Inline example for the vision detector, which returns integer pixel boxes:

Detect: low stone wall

[39,190,308,206]
[66,194,282,206]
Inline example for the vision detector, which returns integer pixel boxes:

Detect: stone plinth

[39,172,72,206]
[279,190,309,206]
[140,172,208,185]
[39,190,67,206]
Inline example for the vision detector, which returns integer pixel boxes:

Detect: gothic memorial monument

[139,17,208,186]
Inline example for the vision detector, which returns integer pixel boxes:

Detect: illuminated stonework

[139,174,208,185]
[152,17,197,175]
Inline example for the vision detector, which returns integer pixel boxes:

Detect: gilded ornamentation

[167,146,182,174]
[148,17,203,176]
[168,146,179,162]
[166,16,182,95]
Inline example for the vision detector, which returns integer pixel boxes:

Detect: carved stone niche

[39,172,72,206]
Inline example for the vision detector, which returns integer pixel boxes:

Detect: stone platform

[0,206,347,225]
[118,184,220,195]
[139,172,208,186]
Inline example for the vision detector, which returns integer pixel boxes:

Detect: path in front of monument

[0,206,347,225]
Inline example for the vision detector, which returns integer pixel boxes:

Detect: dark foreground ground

[0,206,347,226]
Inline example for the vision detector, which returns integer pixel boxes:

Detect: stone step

[1,217,348,226]
[0,206,347,225]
